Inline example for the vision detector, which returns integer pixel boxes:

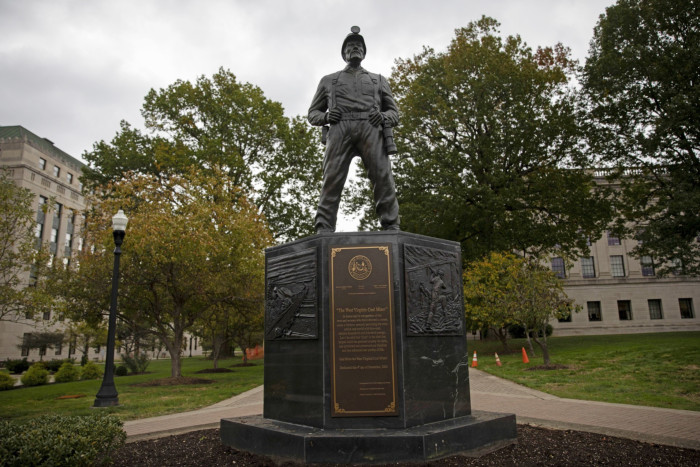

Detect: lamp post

[94,209,128,408]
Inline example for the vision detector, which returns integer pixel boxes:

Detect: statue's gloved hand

[327,108,342,124]
[368,109,383,127]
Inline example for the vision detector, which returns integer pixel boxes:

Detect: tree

[61,170,271,377]
[509,260,577,365]
[63,322,108,362]
[17,332,64,361]
[197,285,264,369]
[348,17,613,263]
[0,169,53,322]
[462,252,521,351]
[82,68,323,241]
[583,0,700,275]
[463,251,576,364]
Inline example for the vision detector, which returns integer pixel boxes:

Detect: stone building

[0,125,206,362]
[550,172,699,335]
[0,125,88,360]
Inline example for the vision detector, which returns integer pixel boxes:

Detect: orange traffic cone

[521,347,530,364]
[494,352,502,367]
[471,350,478,368]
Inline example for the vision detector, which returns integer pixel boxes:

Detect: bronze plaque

[330,245,398,417]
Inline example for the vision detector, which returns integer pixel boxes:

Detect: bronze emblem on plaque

[330,245,398,417]
[348,254,372,280]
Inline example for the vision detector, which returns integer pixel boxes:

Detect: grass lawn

[0,356,263,423]
[468,331,700,411]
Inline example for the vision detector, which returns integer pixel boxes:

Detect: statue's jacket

[308,65,399,127]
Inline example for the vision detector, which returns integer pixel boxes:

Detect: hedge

[54,362,80,383]
[0,413,125,466]
[0,372,14,391]
[20,363,48,387]
[80,361,102,380]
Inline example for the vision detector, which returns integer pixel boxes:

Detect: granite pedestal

[221,231,516,463]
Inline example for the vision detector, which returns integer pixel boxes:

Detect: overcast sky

[1,0,614,161]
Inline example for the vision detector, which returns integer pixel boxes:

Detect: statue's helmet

[341,26,366,61]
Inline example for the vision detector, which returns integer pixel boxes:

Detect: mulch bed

[130,377,215,387]
[111,425,700,466]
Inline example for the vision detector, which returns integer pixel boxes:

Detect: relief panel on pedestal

[265,247,318,340]
[404,244,464,336]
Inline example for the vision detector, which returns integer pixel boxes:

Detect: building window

[53,203,62,227]
[67,172,73,184]
[551,257,566,279]
[671,258,684,276]
[35,196,47,248]
[581,257,596,278]
[607,231,621,246]
[43,310,51,320]
[648,299,663,320]
[53,166,60,177]
[679,299,694,319]
[39,345,46,357]
[641,256,655,276]
[617,300,632,320]
[39,158,46,170]
[21,333,31,356]
[610,255,625,277]
[587,301,602,321]
[55,342,62,356]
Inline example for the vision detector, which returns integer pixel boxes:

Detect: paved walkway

[124,369,700,450]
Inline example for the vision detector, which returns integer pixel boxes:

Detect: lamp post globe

[94,209,128,407]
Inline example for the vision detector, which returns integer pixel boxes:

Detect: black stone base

[220,411,517,464]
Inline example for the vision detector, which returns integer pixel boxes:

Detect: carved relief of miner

[308,26,400,233]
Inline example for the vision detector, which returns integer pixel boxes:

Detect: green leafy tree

[463,251,576,363]
[509,260,577,365]
[0,169,53,321]
[17,332,64,361]
[197,287,264,369]
[463,252,521,350]
[583,0,700,275]
[61,170,271,377]
[349,17,613,263]
[82,68,322,241]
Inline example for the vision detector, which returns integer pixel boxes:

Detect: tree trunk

[166,332,184,377]
[524,329,536,356]
[531,332,551,366]
[492,327,510,352]
[211,334,226,370]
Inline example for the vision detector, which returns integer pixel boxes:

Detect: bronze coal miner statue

[308,26,400,233]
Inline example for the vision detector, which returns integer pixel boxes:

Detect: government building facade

[0,126,89,361]
[550,172,699,335]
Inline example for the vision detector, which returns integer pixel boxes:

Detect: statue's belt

[337,111,370,121]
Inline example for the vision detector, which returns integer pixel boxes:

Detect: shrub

[0,413,125,466]
[508,323,553,339]
[54,362,80,383]
[80,361,103,380]
[120,352,151,374]
[44,358,75,373]
[0,372,14,390]
[44,359,62,373]
[115,365,128,377]
[20,363,49,387]
[4,359,29,375]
